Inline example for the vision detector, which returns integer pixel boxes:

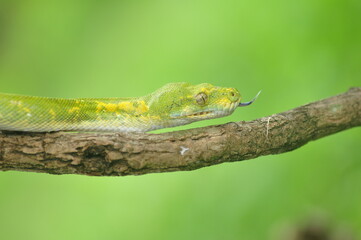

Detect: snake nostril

[228,90,240,103]
[229,91,238,100]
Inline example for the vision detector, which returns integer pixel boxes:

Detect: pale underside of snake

[0,82,260,132]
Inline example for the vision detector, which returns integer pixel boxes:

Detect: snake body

[0,82,257,132]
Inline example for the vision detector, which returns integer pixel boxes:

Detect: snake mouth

[172,102,239,119]
[185,111,213,118]
[169,102,239,120]
[170,110,215,119]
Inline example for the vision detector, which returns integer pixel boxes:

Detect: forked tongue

[238,90,262,107]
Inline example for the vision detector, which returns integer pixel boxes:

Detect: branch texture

[1,88,360,176]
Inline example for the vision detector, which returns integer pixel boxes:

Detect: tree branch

[0,88,360,176]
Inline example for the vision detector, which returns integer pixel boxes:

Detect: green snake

[0,82,260,132]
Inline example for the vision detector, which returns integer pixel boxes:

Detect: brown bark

[0,87,360,176]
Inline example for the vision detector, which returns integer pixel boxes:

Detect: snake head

[146,82,252,127]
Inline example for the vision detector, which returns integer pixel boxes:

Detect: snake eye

[195,92,208,105]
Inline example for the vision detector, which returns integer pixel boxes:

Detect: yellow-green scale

[0,93,152,132]
[0,83,246,132]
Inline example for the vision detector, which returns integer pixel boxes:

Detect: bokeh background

[0,0,360,239]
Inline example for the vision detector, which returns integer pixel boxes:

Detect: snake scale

[0,82,260,132]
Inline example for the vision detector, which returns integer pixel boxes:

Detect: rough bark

[0,87,360,176]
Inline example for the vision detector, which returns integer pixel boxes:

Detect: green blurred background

[0,0,360,239]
